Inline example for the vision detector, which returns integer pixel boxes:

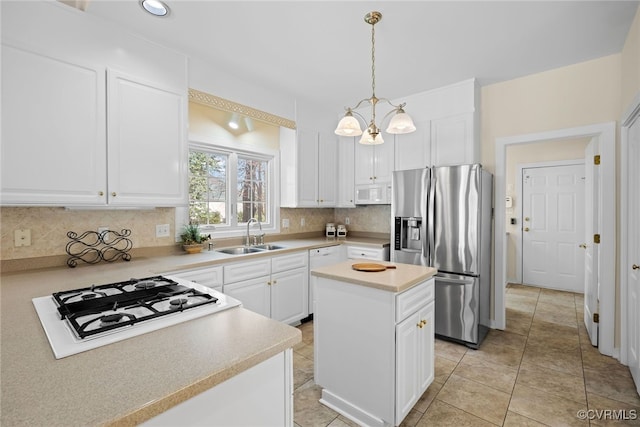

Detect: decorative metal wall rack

[65,229,132,268]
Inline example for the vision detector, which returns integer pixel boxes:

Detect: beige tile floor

[293,284,640,426]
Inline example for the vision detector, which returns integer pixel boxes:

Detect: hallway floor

[292,284,640,426]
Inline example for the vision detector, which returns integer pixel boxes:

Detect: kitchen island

[311,260,437,427]
[0,258,301,426]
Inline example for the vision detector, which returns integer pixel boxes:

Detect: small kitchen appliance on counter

[326,223,336,238]
[32,275,241,359]
[336,224,347,238]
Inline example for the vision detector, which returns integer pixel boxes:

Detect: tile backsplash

[0,207,176,261]
[1,205,390,261]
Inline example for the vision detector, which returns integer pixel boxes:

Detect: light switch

[14,229,31,247]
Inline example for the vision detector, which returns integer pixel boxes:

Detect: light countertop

[311,260,437,293]
[0,235,389,426]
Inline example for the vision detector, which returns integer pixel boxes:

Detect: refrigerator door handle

[427,174,436,265]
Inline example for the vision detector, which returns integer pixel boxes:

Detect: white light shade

[335,115,363,136]
[359,132,384,145]
[386,111,416,134]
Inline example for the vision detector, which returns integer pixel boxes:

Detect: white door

[627,118,640,387]
[522,164,585,292]
[584,138,600,346]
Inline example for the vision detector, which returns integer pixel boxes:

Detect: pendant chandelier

[334,11,416,145]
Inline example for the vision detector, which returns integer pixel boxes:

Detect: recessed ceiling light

[140,0,169,17]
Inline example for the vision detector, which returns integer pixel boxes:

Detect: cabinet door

[297,130,319,207]
[318,131,337,206]
[394,121,431,171]
[1,44,107,205]
[337,137,355,207]
[395,310,421,425]
[418,302,435,392]
[430,114,474,166]
[270,267,308,324]
[107,69,187,206]
[373,138,395,183]
[395,302,434,426]
[223,276,271,318]
[354,143,375,185]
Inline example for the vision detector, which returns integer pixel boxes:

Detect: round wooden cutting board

[351,263,396,272]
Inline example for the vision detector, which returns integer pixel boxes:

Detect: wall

[504,138,589,281]
[621,8,640,113]
[0,207,175,261]
[481,54,622,175]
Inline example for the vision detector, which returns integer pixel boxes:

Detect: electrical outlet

[282,218,290,228]
[156,224,170,238]
[300,218,305,227]
[345,217,350,225]
[14,229,31,247]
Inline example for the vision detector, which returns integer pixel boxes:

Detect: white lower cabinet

[223,252,308,324]
[315,277,434,427]
[164,266,223,293]
[346,245,390,261]
[395,302,434,424]
[142,349,294,427]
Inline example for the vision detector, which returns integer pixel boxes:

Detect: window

[186,142,278,237]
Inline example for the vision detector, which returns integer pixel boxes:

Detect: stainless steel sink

[252,244,286,251]
[217,247,263,255]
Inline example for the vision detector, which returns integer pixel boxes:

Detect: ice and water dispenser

[393,217,423,251]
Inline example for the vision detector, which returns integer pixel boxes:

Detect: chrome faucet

[245,218,263,246]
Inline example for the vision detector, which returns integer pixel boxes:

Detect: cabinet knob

[267,281,272,286]
[272,280,277,285]
[421,319,427,326]
[416,322,423,329]
[111,192,117,197]
[633,264,640,270]
[98,191,104,196]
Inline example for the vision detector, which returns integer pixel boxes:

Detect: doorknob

[633,264,640,270]
[523,227,530,232]
[579,243,587,249]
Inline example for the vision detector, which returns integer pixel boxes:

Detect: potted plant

[180,223,211,254]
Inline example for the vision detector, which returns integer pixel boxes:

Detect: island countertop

[311,260,437,293]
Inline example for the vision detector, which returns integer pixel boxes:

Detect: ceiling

[81,1,639,112]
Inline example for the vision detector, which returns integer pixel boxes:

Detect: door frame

[494,122,616,357]
[620,93,640,366]
[515,159,585,286]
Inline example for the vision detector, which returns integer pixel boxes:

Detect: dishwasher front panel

[434,273,480,346]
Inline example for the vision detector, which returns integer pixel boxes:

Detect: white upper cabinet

[1,45,107,205]
[393,79,480,171]
[280,128,337,208]
[0,1,188,207]
[336,137,355,207]
[317,131,338,206]
[354,139,395,185]
[430,113,476,166]
[394,120,431,171]
[106,69,187,206]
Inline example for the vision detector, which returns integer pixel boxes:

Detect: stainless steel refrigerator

[391,164,493,348]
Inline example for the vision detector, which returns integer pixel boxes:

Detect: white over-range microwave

[355,183,392,205]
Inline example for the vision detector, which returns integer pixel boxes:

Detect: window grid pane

[237,156,268,223]
[189,150,228,225]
